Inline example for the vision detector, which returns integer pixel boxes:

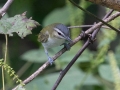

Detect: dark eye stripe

[54,27,65,38]
[58,32,61,35]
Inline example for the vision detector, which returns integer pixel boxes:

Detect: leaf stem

[2,35,8,90]
[2,67,5,90]
[4,34,8,63]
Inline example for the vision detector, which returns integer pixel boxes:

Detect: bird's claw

[64,43,71,51]
[48,57,54,65]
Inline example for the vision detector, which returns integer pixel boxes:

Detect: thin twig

[2,35,8,90]
[2,66,5,90]
[52,9,114,90]
[4,34,8,63]
[68,25,111,29]
[69,0,120,33]
[0,0,14,18]
[12,11,120,90]
[68,25,95,28]
[0,0,13,89]
[103,10,114,19]
[85,12,120,34]
[91,9,114,38]
[51,35,92,90]
[25,11,120,83]
[2,68,5,90]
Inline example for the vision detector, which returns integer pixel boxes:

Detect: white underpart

[42,36,65,49]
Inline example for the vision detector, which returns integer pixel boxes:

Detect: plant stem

[2,67,5,90]
[2,34,8,90]
[4,34,8,63]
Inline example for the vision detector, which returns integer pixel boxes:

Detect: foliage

[43,6,70,26]
[0,0,120,90]
[0,12,40,38]
[0,59,24,87]
[25,68,100,90]
[0,11,39,90]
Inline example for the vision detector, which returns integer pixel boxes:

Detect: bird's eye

[58,32,61,35]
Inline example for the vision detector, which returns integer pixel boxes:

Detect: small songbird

[38,23,72,65]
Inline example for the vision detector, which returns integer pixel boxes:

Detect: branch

[85,12,120,34]
[86,0,120,12]
[69,0,120,33]
[68,10,114,29]
[68,25,111,29]
[12,11,120,90]
[52,29,95,90]
[0,0,14,18]
[51,9,114,90]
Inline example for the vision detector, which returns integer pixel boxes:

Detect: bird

[38,23,72,65]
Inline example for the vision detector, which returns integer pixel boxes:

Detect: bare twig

[12,11,120,90]
[4,35,8,63]
[52,30,94,90]
[86,0,120,12]
[0,0,14,89]
[52,9,114,90]
[2,35,8,90]
[68,25,111,29]
[68,25,96,28]
[69,0,120,33]
[103,10,114,19]
[2,67,5,90]
[0,0,14,18]
[85,12,120,34]
[91,9,114,39]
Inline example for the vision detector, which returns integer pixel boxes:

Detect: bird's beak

[65,36,72,42]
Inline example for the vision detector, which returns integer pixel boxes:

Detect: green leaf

[115,44,120,65]
[0,12,40,38]
[98,64,114,82]
[21,46,64,63]
[98,38,110,48]
[52,46,93,63]
[21,49,47,63]
[25,68,100,90]
[43,6,70,26]
[21,45,64,63]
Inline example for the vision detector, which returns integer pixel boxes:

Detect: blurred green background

[0,0,120,90]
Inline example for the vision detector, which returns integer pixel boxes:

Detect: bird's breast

[42,37,65,49]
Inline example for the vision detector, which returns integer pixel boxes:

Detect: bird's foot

[48,57,54,65]
[63,43,71,51]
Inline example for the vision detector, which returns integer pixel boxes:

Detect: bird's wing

[38,32,49,43]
